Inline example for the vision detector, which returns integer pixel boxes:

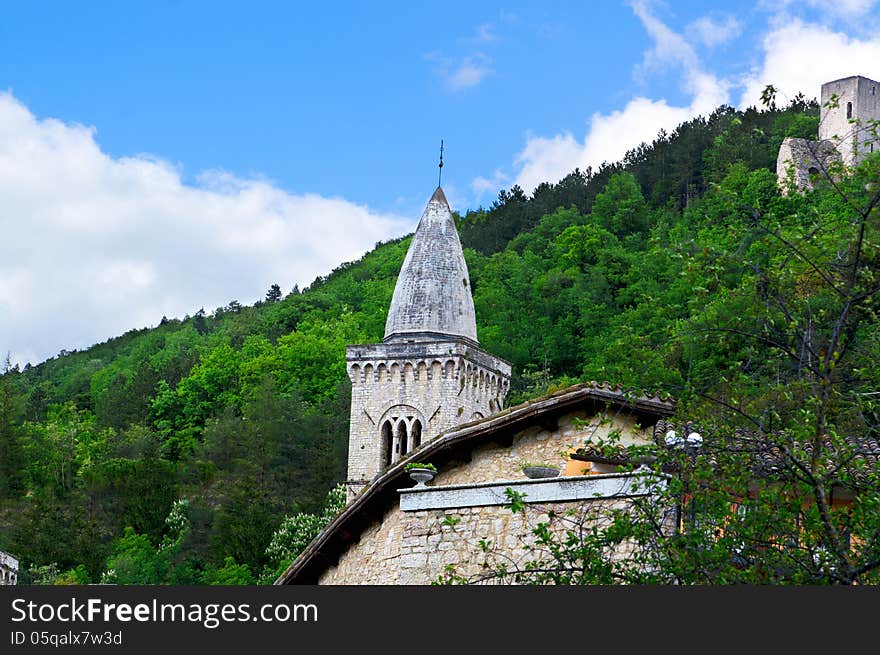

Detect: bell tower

[344,185,512,500]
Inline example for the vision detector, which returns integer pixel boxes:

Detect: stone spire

[383,186,478,343]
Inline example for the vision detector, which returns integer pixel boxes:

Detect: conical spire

[384,186,478,343]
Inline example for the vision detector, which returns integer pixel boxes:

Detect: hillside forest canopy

[2,93,879,584]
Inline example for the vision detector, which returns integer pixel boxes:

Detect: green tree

[265,284,282,303]
[0,354,26,496]
[193,309,209,336]
[201,557,255,585]
[590,172,649,239]
[261,483,346,583]
[209,481,277,573]
[101,499,191,584]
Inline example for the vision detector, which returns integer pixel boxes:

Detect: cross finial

[438,140,444,187]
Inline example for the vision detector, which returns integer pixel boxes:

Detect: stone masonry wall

[776,137,840,194]
[396,499,638,585]
[318,508,402,585]
[320,411,655,584]
[435,411,646,486]
[318,493,647,585]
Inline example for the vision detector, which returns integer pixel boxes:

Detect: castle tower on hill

[820,75,880,167]
[344,186,512,500]
[777,75,880,193]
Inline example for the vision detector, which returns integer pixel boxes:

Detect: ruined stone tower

[820,75,880,167]
[777,75,880,193]
[344,186,512,499]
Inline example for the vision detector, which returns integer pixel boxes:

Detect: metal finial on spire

[438,140,444,187]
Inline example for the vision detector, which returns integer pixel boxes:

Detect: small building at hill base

[1,550,18,585]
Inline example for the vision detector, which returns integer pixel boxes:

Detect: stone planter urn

[634,454,658,471]
[407,467,436,487]
[522,465,560,479]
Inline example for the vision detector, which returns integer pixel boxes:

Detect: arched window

[382,421,393,468]
[379,405,425,468]
[808,166,820,176]
[395,421,408,462]
[411,419,422,450]
[846,101,853,119]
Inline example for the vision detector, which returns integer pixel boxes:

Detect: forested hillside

[6,93,874,584]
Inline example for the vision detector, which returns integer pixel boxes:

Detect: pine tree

[265,284,282,303]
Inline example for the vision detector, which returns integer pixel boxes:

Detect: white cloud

[763,0,878,19]
[428,19,499,93]
[475,23,496,43]
[472,169,511,201]
[507,2,729,193]
[811,0,877,16]
[447,55,493,91]
[0,92,411,367]
[632,0,700,78]
[687,15,742,48]
[425,51,493,92]
[512,92,724,193]
[738,19,880,107]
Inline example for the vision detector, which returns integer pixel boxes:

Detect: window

[847,101,853,119]
[379,406,425,468]
[395,422,408,461]
[410,420,422,450]
[382,421,394,468]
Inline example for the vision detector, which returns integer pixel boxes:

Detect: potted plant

[405,462,437,487]
[520,461,560,479]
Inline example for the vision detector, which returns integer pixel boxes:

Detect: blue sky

[2,0,880,367]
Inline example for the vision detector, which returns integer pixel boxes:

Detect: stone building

[276,185,674,585]
[775,137,840,194]
[820,75,879,166]
[0,550,18,585]
[277,383,674,584]
[777,75,879,193]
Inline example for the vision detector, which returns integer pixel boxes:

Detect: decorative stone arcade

[345,187,512,500]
